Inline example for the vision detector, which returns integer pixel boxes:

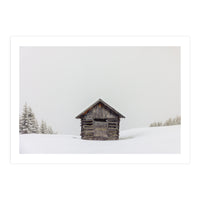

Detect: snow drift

[19,125,180,154]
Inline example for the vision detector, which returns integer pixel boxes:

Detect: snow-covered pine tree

[20,103,29,134]
[19,103,41,134]
[43,121,48,134]
[150,122,156,127]
[20,103,57,134]
[28,107,34,133]
[150,116,181,127]
[168,118,173,125]
[28,107,39,133]
[164,118,174,126]
[40,120,48,134]
[172,118,176,125]
[47,126,54,134]
[175,116,181,124]
[19,115,23,134]
[35,120,39,133]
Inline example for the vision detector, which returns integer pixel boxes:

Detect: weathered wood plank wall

[80,103,120,140]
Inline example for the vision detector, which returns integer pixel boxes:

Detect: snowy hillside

[19,125,180,154]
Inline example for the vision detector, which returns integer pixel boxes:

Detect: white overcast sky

[20,46,180,135]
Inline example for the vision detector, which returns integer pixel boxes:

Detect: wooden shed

[76,99,125,140]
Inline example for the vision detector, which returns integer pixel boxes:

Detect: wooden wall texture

[80,103,120,140]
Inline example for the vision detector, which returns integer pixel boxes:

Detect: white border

[11,36,190,164]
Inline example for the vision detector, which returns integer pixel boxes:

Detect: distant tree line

[150,116,181,127]
[19,103,57,134]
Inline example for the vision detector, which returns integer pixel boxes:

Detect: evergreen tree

[175,116,181,124]
[40,120,48,134]
[19,115,23,133]
[19,103,41,134]
[47,126,54,134]
[20,103,29,134]
[35,120,39,133]
[19,103,57,134]
[172,118,176,125]
[28,107,39,133]
[150,116,181,127]
[167,118,172,126]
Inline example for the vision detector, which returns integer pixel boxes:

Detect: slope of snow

[19,125,180,154]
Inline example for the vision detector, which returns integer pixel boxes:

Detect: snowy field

[19,125,180,154]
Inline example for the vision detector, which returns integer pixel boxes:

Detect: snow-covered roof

[75,98,125,119]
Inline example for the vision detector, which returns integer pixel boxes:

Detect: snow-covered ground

[19,125,180,154]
